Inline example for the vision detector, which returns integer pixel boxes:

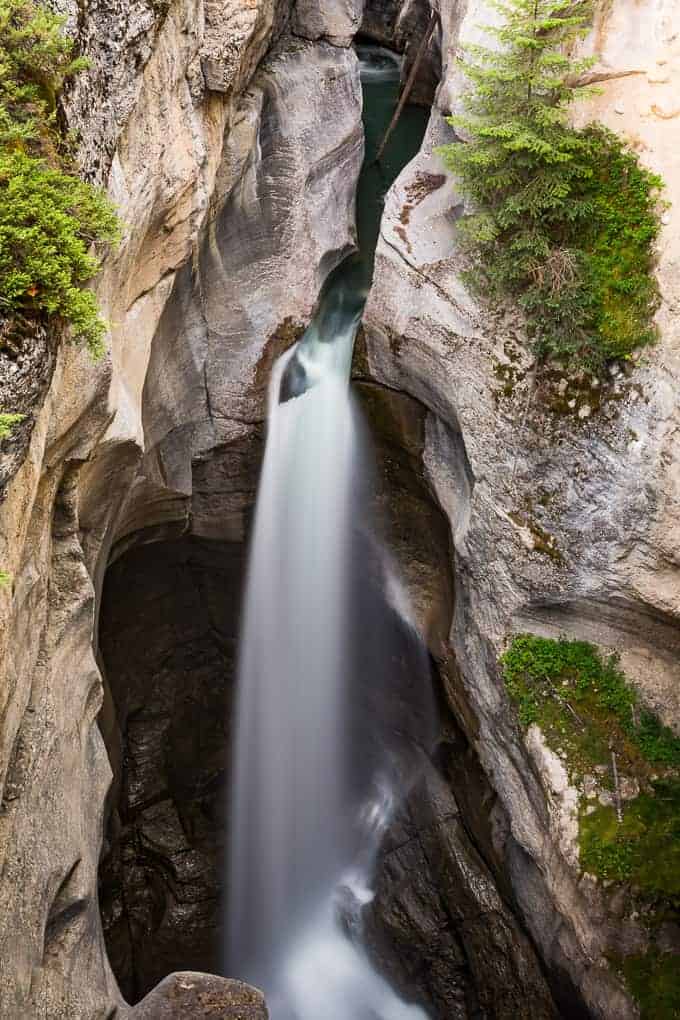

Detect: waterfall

[227,46,432,1020]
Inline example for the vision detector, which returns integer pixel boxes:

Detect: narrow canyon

[0,0,679,1018]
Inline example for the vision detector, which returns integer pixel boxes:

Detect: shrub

[0,0,88,151]
[0,151,118,355]
[0,0,118,355]
[437,0,663,370]
[619,950,680,1020]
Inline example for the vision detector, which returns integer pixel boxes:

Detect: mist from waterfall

[227,47,432,1020]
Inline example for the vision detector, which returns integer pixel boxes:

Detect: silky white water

[228,265,430,1020]
[227,46,432,1020]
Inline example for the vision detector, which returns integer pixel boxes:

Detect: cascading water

[228,47,433,1019]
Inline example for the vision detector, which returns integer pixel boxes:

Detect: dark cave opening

[97,536,246,1004]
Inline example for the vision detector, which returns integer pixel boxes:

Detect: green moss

[503,634,680,906]
[579,137,663,363]
[0,569,10,587]
[522,128,663,369]
[503,634,680,1003]
[501,635,680,775]
[492,359,528,401]
[580,781,680,893]
[0,411,24,438]
[617,951,680,1020]
[508,509,563,563]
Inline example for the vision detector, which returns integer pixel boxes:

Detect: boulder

[130,973,267,1019]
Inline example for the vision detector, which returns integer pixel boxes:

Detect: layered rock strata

[358,0,680,1016]
[0,3,363,1015]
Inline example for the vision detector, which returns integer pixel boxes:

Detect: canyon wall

[0,1,363,1015]
[360,0,680,1016]
[0,0,678,1016]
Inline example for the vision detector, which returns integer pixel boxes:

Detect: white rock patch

[526,724,581,868]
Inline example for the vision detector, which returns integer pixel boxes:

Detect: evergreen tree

[438,0,662,369]
[0,0,119,357]
[0,0,88,152]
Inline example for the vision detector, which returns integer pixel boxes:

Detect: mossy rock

[580,781,680,894]
[616,951,680,1020]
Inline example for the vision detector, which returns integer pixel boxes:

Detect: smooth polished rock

[131,973,267,1019]
[293,0,363,46]
[0,6,363,1020]
[360,0,680,1016]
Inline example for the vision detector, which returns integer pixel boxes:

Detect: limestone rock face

[293,0,364,46]
[0,4,363,1017]
[360,0,442,105]
[360,0,680,1016]
[129,972,268,1019]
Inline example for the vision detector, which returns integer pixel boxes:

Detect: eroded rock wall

[353,382,565,1018]
[0,1,364,1015]
[360,0,441,105]
[360,0,680,1016]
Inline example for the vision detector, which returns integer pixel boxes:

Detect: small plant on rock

[0,410,23,438]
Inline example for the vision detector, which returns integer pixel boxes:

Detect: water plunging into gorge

[95,35,584,1020]
[227,46,431,1020]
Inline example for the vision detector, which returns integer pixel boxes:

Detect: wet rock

[366,753,563,1019]
[361,0,404,46]
[98,538,244,1002]
[361,0,441,105]
[130,972,267,1019]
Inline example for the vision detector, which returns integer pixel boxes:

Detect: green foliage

[0,0,88,153]
[0,0,119,354]
[437,0,663,369]
[618,950,680,1020]
[0,151,118,355]
[501,634,680,773]
[580,781,680,895]
[0,410,23,437]
[503,634,680,903]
